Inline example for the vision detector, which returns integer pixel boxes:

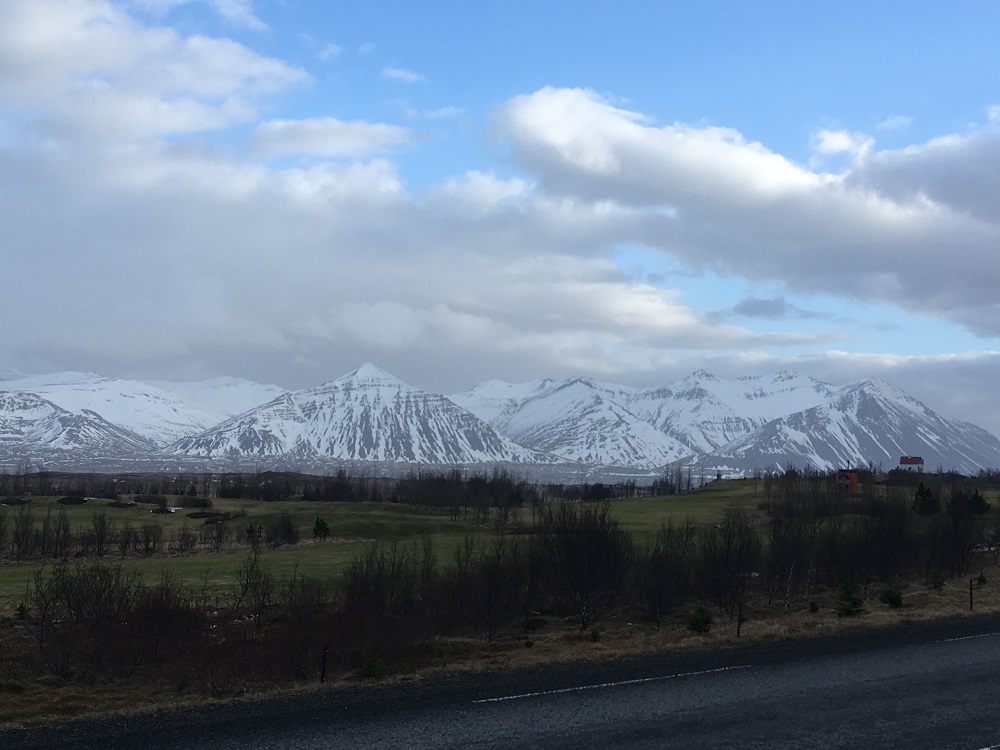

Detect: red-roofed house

[898,456,924,472]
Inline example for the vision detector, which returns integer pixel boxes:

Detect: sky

[3,0,1000,431]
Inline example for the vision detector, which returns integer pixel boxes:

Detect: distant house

[898,456,924,472]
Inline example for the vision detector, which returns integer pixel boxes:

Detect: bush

[835,584,864,617]
[313,517,331,541]
[57,496,88,505]
[267,512,299,548]
[687,606,713,633]
[878,585,904,609]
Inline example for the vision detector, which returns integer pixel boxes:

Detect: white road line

[937,632,1000,643]
[471,664,752,704]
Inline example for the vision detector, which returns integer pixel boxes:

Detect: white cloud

[250,117,411,158]
[810,128,873,157]
[404,105,463,120]
[428,171,532,216]
[4,6,1000,435]
[0,0,306,142]
[381,66,425,83]
[494,87,1000,339]
[877,115,913,131]
[318,42,342,61]
[135,0,268,30]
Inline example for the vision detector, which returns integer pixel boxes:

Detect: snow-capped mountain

[0,392,156,457]
[0,372,223,446]
[168,364,558,465]
[701,379,1000,475]
[147,377,286,422]
[449,378,558,425]
[454,370,837,468]
[1,363,998,475]
[470,378,693,469]
[622,370,838,453]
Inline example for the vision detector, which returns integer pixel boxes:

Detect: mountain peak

[342,363,398,383]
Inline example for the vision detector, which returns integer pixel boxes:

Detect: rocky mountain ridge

[2,365,998,476]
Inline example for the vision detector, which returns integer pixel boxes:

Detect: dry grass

[394,577,1000,689]
[2,572,996,729]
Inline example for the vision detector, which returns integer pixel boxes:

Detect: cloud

[3,7,1000,438]
[404,105,463,120]
[808,128,873,168]
[318,42,342,61]
[1,9,811,398]
[493,87,1000,339]
[135,0,268,30]
[250,117,411,158]
[381,66,425,83]
[811,128,872,156]
[730,297,826,321]
[0,0,306,141]
[877,115,913,131]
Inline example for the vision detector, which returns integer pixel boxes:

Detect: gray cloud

[250,117,412,158]
[2,6,1000,439]
[495,88,1000,336]
[731,297,819,321]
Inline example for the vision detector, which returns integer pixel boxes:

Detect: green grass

[610,478,763,541]
[0,482,760,613]
[0,498,501,611]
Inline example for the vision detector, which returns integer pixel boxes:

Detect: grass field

[0,480,764,612]
[5,477,1000,728]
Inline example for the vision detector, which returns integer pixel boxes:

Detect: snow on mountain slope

[0,392,156,456]
[494,378,693,469]
[169,364,558,464]
[455,370,835,464]
[702,379,1000,475]
[2,364,998,475]
[449,378,558,425]
[0,372,221,445]
[623,370,838,453]
[146,377,287,422]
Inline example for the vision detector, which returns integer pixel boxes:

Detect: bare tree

[91,512,112,557]
[534,503,634,630]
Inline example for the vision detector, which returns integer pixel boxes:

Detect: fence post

[320,644,328,683]
[970,579,974,611]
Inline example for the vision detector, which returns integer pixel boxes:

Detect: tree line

[5,476,998,698]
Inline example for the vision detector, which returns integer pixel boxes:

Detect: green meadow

[0,479,764,612]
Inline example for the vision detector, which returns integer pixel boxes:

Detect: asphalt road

[6,616,1000,749]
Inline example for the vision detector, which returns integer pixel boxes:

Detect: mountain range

[1,365,998,477]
